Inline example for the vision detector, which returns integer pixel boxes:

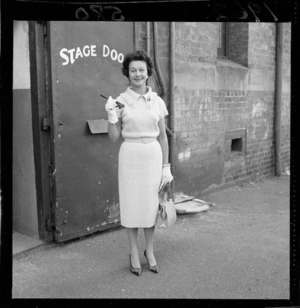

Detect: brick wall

[135,22,290,196]
[248,23,276,72]
[175,22,218,63]
[245,23,276,182]
[248,23,290,176]
[246,91,275,179]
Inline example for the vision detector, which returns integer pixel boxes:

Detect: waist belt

[124,137,157,144]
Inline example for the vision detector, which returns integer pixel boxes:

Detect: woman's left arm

[158,117,169,164]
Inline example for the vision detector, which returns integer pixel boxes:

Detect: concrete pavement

[12,175,290,299]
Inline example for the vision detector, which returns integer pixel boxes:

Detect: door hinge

[45,216,55,231]
[42,117,51,131]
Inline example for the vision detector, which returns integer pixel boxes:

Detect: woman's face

[128,61,148,88]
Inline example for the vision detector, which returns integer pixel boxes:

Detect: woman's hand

[159,163,173,191]
[105,96,118,124]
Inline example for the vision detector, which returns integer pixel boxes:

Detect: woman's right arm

[108,121,121,142]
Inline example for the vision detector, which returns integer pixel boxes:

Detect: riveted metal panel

[49,22,134,242]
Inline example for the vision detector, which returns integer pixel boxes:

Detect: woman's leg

[127,228,140,268]
[143,226,157,266]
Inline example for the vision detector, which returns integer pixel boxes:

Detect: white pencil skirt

[118,140,162,228]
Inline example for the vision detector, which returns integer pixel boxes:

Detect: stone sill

[216,58,249,71]
[215,59,249,92]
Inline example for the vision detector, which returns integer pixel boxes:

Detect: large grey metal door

[49,22,134,242]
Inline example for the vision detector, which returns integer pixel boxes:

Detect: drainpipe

[169,22,176,194]
[274,23,283,176]
[153,22,172,140]
[152,22,175,195]
[152,22,166,100]
[146,22,151,56]
[146,22,151,88]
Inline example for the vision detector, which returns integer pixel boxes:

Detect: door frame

[29,21,56,242]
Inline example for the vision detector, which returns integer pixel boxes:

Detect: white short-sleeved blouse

[116,86,168,139]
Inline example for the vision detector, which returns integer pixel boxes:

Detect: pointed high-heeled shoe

[129,254,142,276]
[144,250,159,273]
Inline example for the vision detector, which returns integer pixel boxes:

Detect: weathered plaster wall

[13,21,39,237]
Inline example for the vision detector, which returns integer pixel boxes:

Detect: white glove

[105,96,118,124]
[159,163,173,191]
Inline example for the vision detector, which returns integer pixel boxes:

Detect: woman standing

[105,50,173,276]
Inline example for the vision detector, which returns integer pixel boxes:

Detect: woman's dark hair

[122,50,153,79]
